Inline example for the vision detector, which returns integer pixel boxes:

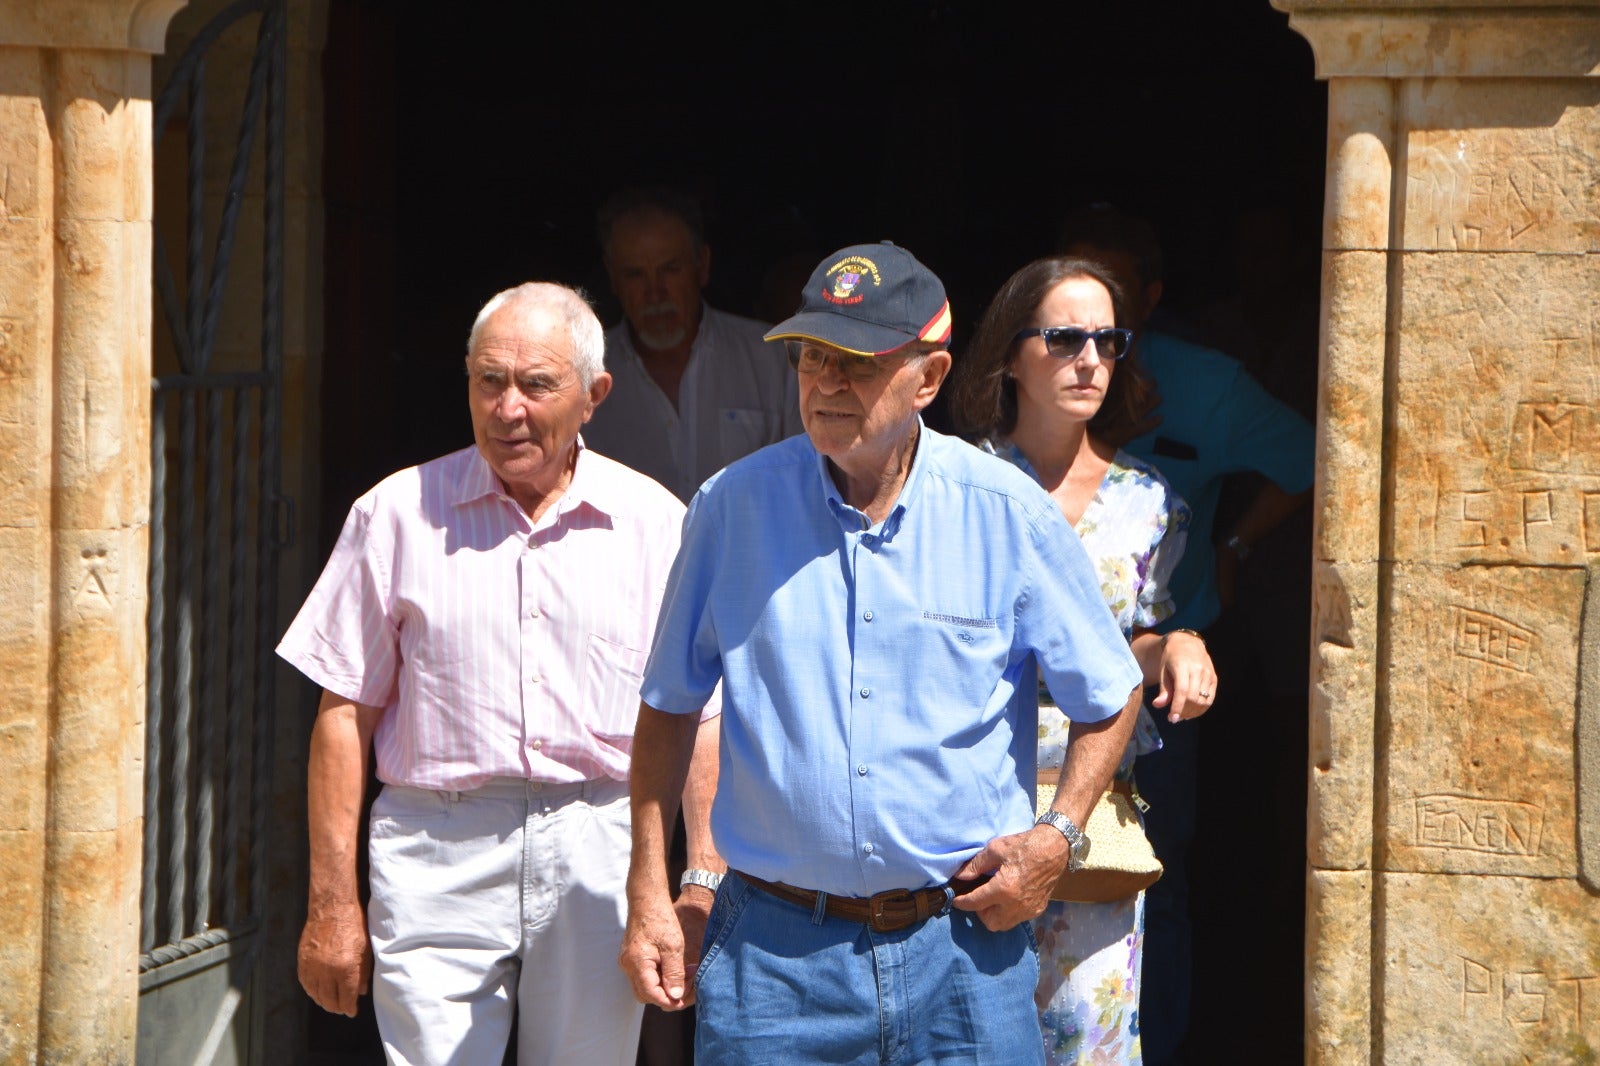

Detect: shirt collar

[452,446,505,507]
[451,437,626,522]
[814,416,928,541]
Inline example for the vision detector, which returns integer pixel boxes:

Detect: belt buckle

[869,888,915,932]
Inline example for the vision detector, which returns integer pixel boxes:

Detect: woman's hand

[1151,629,1216,723]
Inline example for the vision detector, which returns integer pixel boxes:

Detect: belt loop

[811,890,829,926]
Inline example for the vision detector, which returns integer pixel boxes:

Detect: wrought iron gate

[138,2,290,1062]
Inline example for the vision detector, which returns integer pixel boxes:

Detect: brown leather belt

[734,870,985,933]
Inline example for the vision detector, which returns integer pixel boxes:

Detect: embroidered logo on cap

[823,256,882,306]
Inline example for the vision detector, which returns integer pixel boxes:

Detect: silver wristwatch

[1034,810,1090,872]
[679,868,724,894]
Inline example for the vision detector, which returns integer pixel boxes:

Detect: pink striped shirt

[277,441,707,790]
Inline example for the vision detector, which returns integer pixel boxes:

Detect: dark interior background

[316,2,1324,1060]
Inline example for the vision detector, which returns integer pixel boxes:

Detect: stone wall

[0,2,186,1062]
[1279,2,1600,1062]
[1,0,1595,1061]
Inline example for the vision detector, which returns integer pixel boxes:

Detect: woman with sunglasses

[949,256,1216,1065]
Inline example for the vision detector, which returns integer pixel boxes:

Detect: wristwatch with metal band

[1034,810,1090,872]
[679,868,724,894]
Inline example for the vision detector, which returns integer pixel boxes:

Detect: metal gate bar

[141,0,288,975]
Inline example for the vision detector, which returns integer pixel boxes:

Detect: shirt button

[860,687,870,698]
[863,610,874,622]
[857,764,867,776]
[532,739,543,750]
[863,843,874,855]
[530,675,541,684]
[528,607,540,618]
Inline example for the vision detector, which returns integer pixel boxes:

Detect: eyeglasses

[1014,326,1134,361]
[785,340,900,381]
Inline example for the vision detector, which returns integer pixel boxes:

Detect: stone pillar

[0,1,185,1062]
[1275,2,1600,1062]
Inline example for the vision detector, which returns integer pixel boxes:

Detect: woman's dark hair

[948,256,1152,442]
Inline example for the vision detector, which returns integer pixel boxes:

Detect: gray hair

[466,282,606,389]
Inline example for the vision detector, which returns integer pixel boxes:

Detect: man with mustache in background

[584,187,802,502]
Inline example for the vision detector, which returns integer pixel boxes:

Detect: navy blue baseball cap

[764,242,953,357]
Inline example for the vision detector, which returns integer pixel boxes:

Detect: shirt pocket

[916,609,1009,709]
[717,408,778,464]
[584,632,648,746]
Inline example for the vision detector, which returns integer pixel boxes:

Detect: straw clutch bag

[1036,777,1163,903]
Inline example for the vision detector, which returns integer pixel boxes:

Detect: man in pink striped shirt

[278,282,719,1066]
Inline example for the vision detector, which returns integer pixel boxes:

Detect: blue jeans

[694,873,1043,1066]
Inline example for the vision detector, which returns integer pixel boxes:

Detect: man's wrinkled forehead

[469,311,575,366]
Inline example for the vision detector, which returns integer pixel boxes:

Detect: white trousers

[367,776,642,1066]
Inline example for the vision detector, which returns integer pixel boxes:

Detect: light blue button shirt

[641,422,1143,896]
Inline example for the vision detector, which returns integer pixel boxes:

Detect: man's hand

[620,889,694,1011]
[674,884,716,986]
[949,825,1070,931]
[298,900,372,1017]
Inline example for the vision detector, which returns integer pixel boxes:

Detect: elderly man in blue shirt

[619,242,1144,1065]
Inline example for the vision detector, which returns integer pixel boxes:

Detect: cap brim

[764,311,919,358]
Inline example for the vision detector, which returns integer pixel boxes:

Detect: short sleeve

[640,489,726,714]
[1132,487,1192,630]
[1016,503,1143,722]
[276,501,401,708]
[1221,368,1315,493]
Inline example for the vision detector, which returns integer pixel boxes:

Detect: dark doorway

[315,2,1324,1062]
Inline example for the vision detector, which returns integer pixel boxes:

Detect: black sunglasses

[1014,327,1134,361]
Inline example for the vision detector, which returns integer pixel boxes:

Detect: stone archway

[0,1,1597,1061]
[0,1,186,1061]
[1277,2,1600,1062]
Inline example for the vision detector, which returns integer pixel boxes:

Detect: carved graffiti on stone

[1557,976,1600,1033]
[1505,971,1551,1026]
[1436,485,1600,558]
[1452,607,1534,672]
[1521,490,1555,547]
[0,318,22,426]
[74,546,112,612]
[1510,402,1599,474]
[1458,490,1492,548]
[1460,958,1549,1027]
[1416,794,1543,856]
[1460,957,1496,1026]
[1584,493,1600,554]
[1460,958,1600,1036]
[1403,116,1592,251]
[1407,165,1553,249]
[0,318,18,377]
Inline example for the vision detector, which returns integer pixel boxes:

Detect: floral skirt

[1032,892,1145,1065]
